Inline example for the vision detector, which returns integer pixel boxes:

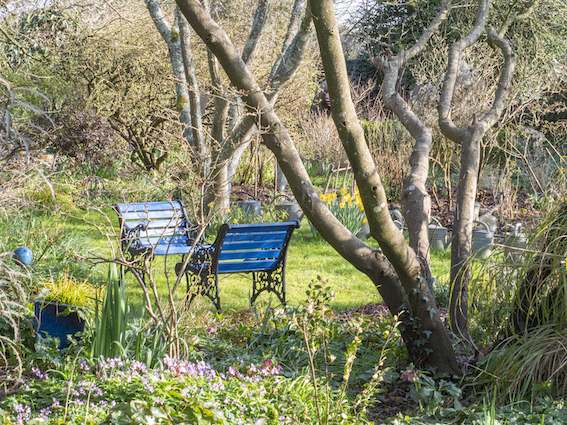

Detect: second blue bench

[175,221,300,310]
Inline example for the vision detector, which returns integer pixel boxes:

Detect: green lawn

[7,205,451,315]
[94,217,451,314]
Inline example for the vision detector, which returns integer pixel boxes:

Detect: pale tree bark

[242,0,271,68]
[374,0,450,269]
[439,0,516,340]
[145,0,193,146]
[178,8,207,174]
[269,0,307,82]
[175,0,462,375]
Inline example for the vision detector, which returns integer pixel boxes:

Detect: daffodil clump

[313,188,366,240]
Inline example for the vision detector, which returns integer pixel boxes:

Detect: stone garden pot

[274,202,304,222]
[236,200,262,216]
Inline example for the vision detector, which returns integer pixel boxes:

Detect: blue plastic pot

[34,299,86,349]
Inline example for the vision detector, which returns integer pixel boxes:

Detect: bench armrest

[120,223,148,253]
[189,243,215,265]
[123,222,146,239]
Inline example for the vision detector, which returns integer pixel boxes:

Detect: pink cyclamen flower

[206,327,217,334]
[401,369,419,382]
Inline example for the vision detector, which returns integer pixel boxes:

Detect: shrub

[52,98,124,172]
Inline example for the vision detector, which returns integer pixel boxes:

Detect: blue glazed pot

[34,299,86,349]
[13,246,33,267]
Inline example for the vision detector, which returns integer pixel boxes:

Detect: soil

[231,184,284,204]
[0,367,25,401]
[427,187,539,234]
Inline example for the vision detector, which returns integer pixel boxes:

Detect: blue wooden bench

[175,221,300,310]
[114,201,198,262]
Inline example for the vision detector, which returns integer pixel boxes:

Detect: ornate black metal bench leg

[208,275,221,311]
[251,266,286,306]
[185,272,222,311]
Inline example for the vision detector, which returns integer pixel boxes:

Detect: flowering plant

[312,188,366,240]
[1,356,290,424]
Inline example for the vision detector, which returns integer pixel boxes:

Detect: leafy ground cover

[2,164,566,424]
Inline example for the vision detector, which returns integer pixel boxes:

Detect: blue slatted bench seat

[175,221,300,310]
[114,201,197,261]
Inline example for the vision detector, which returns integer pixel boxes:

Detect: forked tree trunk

[374,0,449,270]
[439,0,516,340]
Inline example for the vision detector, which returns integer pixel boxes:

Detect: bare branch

[498,0,540,38]
[439,0,491,142]
[403,0,451,63]
[269,0,308,81]
[266,0,312,98]
[178,8,206,165]
[480,27,516,128]
[242,0,271,68]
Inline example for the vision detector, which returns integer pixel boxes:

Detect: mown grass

[1,186,452,316]
[59,212,452,315]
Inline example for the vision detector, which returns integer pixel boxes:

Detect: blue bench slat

[218,259,278,274]
[137,241,191,250]
[116,201,184,213]
[139,230,189,239]
[221,240,285,251]
[219,249,281,261]
[226,222,298,233]
[136,235,190,245]
[151,245,193,256]
[124,219,189,230]
[121,210,184,220]
[223,231,287,243]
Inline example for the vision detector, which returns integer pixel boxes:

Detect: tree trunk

[373,0,449,280]
[178,8,207,174]
[145,0,193,146]
[448,128,482,339]
[439,0,517,340]
[175,0,462,375]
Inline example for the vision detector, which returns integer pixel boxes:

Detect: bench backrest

[212,221,300,274]
[114,201,194,248]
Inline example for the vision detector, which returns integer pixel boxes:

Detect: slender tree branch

[178,9,206,165]
[439,0,491,142]
[480,27,517,128]
[498,0,540,37]
[403,0,451,62]
[242,0,271,68]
